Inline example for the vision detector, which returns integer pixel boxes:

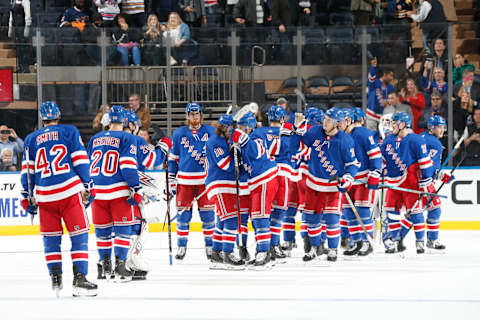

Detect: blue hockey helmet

[125,110,142,128]
[352,107,366,122]
[237,111,257,130]
[427,115,447,129]
[392,112,412,128]
[325,107,344,123]
[315,110,325,124]
[343,108,355,121]
[305,107,319,122]
[218,114,234,127]
[186,102,202,115]
[39,101,61,121]
[267,105,287,122]
[109,105,125,123]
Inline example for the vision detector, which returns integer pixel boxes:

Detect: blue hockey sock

[343,208,361,243]
[131,223,141,236]
[222,217,238,253]
[270,208,285,246]
[95,226,113,261]
[200,210,215,248]
[283,206,297,242]
[340,214,350,239]
[239,212,249,246]
[324,213,340,249]
[43,235,62,275]
[358,207,373,241]
[387,211,401,241]
[305,212,322,247]
[410,212,425,242]
[426,208,441,240]
[252,217,270,252]
[212,218,224,252]
[320,217,327,244]
[177,209,192,247]
[113,225,131,261]
[70,232,89,275]
[300,211,308,239]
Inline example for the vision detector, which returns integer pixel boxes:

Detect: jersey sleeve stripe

[217,155,231,170]
[143,151,156,169]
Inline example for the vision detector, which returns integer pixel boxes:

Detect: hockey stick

[161,187,208,231]
[294,88,307,113]
[378,184,448,198]
[164,159,173,265]
[437,133,466,174]
[375,170,386,245]
[24,147,37,225]
[233,147,243,247]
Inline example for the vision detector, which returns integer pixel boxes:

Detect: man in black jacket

[233,0,268,26]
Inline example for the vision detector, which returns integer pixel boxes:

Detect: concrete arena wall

[1,168,479,235]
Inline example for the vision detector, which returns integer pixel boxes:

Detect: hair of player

[378,67,394,78]
[215,123,229,140]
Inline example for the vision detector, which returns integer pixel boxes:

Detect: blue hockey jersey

[380,133,433,186]
[168,125,216,185]
[367,65,395,122]
[420,131,444,175]
[21,124,90,203]
[132,135,165,172]
[300,126,359,192]
[87,130,140,200]
[205,133,236,199]
[349,126,382,184]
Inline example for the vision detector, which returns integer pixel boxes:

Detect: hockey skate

[416,241,425,254]
[72,267,97,297]
[426,239,446,254]
[97,262,105,280]
[384,238,397,254]
[270,245,287,264]
[209,250,225,270]
[223,252,246,271]
[343,241,362,256]
[397,238,407,252]
[281,241,294,257]
[303,235,312,253]
[101,255,113,280]
[249,251,271,271]
[205,247,213,261]
[114,257,133,282]
[132,270,148,280]
[126,252,150,280]
[50,266,63,298]
[175,246,187,261]
[340,237,350,249]
[358,241,373,257]
[317,243,326,256]
[238,246,251,262]
[326,248,338,262]
[302,247,317,263]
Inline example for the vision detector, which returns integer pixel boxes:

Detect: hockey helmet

[218,114,234,127]
[109,105,125,123]
[39,101,61,121]
[305,107,319,121]
[427,115,447,129]
[343,108,355,121]
[186,102,202,115]
[237,111,257,130]
[125,110,142,128]
[267,105,287,122]
[352,107,366,122]
[325,107,344,123]
[392,112,412,128]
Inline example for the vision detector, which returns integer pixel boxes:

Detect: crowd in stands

[0,125,24,171]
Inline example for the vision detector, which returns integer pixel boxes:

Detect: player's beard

[188,118,201,129]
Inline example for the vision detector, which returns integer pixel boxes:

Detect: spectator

[233,0,268,27]
[407,0,447,55]
[178,0,206,28]
[122,0,146,28]
[0,148,16,171]
[351,0,375,26]
[0,125,23,166]
[142,13,164,66]
[59,0,93,30]
[204,0,222,26]
[420,64,448,96]
[454,69,480,103]
[94,0,121,28]
[276,97,295,124]
[161,12,198,66]
[127,93,151,129]
[92,104,111,132]
[8,0,33,73]
[271,0,297,64]
[83,13,117,66]
[296,0,312,26]
[418,91,448,132]
[366,57,395,131]
[138,128,153,147]
[399,78,426,134]
[383,91,413,118]
[453,88,475,137]
[453,53,475,86]
[112,14,141,66]
[462,108,480,166]
[419,38,449,78]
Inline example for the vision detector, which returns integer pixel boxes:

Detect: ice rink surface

[1,231,479,320]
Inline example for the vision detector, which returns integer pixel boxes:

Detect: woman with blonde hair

[160,12,198,65]
[143,13,163,65]
[399,78,426,133]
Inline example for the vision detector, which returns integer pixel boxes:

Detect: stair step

[14,73,37,84]
[0,49,15,58]
[454,0,475,10]
[0,100,36,109]
[0,58,17,71]
[0,42,13,49]
[457,15,475,22]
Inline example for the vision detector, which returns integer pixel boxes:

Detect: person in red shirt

[399,78,426,133]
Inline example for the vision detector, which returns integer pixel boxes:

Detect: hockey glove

[367,170,381,190]
[167,173,177,196]
[127,186,143,206]
[82,181,95,207]
[156,136,172,156]
[20,191,37,215]
[295,120,307,136]
[279,122,294,136]
[418,178,433,193]
[230,129,249,148]
[438,171,454,184]
[337,174,353,194]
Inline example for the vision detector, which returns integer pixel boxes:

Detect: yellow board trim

[1,221,480,236]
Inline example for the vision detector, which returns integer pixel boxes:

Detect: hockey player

[380,112,433,254]
[168,102,216,261]
[87,105,143,282]
[342,108,382,256]
[251,105,295,263]
[416,116,451,252]
[206,114,246,270]
[20,101,97,297]
[292,108,359,262]
[231,111,278,269]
